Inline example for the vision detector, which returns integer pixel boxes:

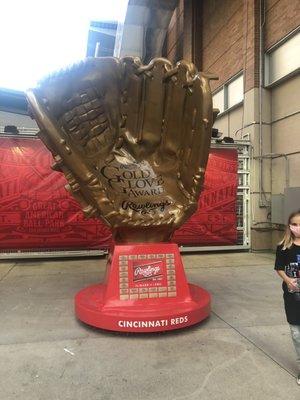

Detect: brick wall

[201,0,260,92]
[265,0,300,50]
[165,0,261,92]
[164,0,202,68]
[165,0,184,63]
[165,0,299,91]
[202,0,243,91]
[244,0,260,92]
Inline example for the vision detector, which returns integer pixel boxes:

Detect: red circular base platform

[75,283,211,332]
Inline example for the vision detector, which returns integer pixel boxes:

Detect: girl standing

[275,209,300,385]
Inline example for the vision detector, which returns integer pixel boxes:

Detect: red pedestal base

[75,243,211,332]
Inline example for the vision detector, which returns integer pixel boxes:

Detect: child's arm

[276,269,298,290]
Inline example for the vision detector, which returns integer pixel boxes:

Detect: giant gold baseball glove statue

[27,57,217,333]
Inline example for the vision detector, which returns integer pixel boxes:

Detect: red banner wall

[0,138,238,251]
[173,148,238,246]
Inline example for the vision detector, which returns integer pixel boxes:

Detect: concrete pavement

[0,251,299,399]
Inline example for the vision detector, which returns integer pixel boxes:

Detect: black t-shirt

[274,244,300,325]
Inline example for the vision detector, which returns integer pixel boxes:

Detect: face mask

[289,225,300,238]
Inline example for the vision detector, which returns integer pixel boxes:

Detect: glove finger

[178,72,213,200]
[120,57,142,147]
[121,57,172,157]
[26,62,121,226]
[32,58,121,160]
[161,60,197,157]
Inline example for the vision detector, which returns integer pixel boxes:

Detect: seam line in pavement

[211,310,296,378]
[0,263,17,282]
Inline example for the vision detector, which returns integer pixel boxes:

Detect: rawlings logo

[133,262,162,281]
[122,200,171,214]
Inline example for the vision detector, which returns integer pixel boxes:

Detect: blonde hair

[279,210,300,250]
